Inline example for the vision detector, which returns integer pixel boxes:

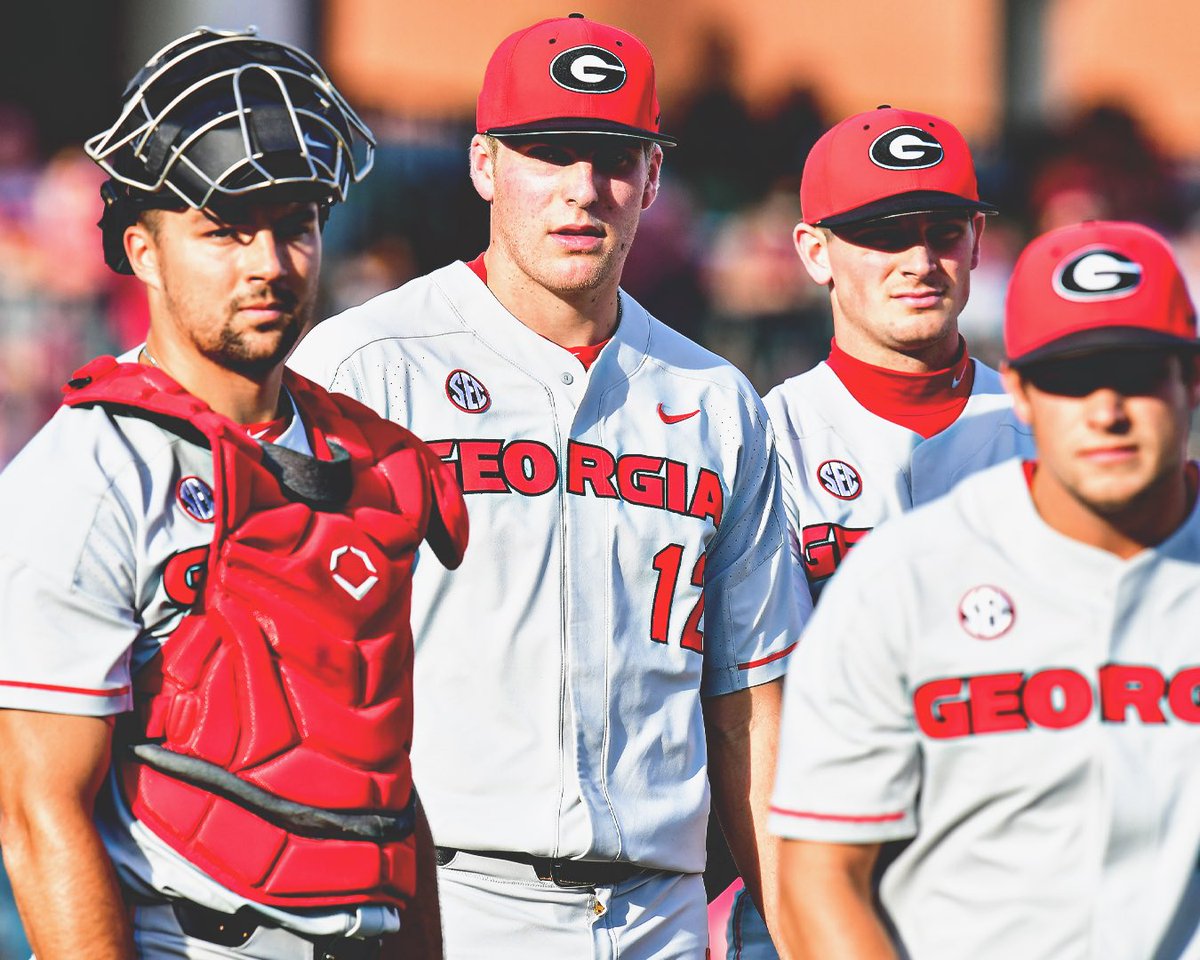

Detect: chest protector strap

[63,356,468,910]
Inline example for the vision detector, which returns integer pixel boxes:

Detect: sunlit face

[795,212,984,362]
[131,200,321,376]
[470,134,661,296]
[1003,349,1200,519]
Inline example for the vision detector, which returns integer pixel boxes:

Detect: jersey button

[560,371,575,385]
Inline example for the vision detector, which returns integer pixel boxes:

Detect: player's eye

[1024,352,1177,397]
[277,212,318,239]
[838,226,910,252]
[524,144,574,166]
[592,147,638,176]
[927,225,966,249]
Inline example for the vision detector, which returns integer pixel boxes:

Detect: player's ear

[969,212,986,270]
[1000,362,1034,425]
[641,143,662,210]
[794,222,832,286]
[125,218,163,291]
[469,135,496,204]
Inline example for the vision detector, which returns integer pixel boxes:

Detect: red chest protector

[63,357,468,910]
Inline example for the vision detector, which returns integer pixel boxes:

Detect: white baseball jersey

[764,360,1034,598]
[771,458,1200,960]
[0,356,397,938]
[288,261,805,874]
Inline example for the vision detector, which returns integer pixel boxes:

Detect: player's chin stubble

[205,293,311,377]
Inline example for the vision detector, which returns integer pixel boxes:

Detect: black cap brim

[485,117,677,147]
[1009,326,1200,367]
[816,190,998,228]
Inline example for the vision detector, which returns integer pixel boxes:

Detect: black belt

[170,900,383,960]
[435,846,645,888]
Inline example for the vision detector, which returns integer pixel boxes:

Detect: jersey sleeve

[762,383,817,604]
[0,407,143,716]
[769,527,920,844]
[289,305,407,420]
[700,401,810,698]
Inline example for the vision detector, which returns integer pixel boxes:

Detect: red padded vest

[63,357,468,910]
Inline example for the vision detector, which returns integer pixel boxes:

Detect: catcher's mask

[86,26,375,274]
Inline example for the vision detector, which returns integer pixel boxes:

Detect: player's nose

[1085,387,1131,431]
[562,159,600,207]
[898,236,938,275]
[242,228,287,281]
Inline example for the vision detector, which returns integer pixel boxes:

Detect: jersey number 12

[650,544,705,654]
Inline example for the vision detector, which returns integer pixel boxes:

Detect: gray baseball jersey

[771,458,1200,960]
[0,359,397,938]
[714,354,1035,959]
[288,261,805,874]
[764,360,1034,598]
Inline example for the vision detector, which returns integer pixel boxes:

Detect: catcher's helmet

[86,26,375,273]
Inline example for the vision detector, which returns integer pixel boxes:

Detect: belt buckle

[170,901,260,947]
[547,859,594,889]
[310,934,383,960]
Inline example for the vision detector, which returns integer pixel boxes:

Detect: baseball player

[712,105,1036,956]
[288,13,804,959]
[0,28,467,960]
[772,219,1200,959]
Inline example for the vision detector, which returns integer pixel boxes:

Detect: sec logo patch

[446,369,491,414]
[817,459,862,500]
[177,476,215,523]
[959,585,1015,640]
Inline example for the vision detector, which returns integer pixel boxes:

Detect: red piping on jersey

[738,641,798,670]
[465,251,610,371]
[826,336,974,438]
[769,805,906,824]
[0,678,130,698]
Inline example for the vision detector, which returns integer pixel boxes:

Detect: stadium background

[1,0,1198,953]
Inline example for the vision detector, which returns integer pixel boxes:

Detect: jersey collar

[825,336,975,438]
[464,251,614,371]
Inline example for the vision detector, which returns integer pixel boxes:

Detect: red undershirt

[244,416,290,445]
[466,252,610,371]
[825,337,975,439]
[243,398,333,459]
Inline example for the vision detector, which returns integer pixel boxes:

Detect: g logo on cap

[550,45,627,93]
[870,126,944,171]
[1053,248,1143,302]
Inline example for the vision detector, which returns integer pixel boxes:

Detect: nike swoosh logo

[658,403,700,424]
[951,357,970,390]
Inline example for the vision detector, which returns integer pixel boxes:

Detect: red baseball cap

[1005,220,1199,366]
[800,105,997,227]
[476,14,676,145]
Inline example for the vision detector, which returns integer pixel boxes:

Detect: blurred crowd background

[2,0,1200,954]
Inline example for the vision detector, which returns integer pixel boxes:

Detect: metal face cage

[85,27,375,210]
